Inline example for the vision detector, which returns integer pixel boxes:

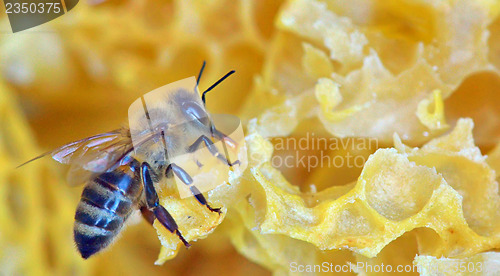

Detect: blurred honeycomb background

[1,0,500,275]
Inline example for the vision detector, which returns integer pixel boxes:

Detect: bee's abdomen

[74,166,142,259]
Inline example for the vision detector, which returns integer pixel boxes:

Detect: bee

[19,62,240,259]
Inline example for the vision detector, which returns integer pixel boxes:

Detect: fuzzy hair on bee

[18,62,240,259]
[128,84,212,165]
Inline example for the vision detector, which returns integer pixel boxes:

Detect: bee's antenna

[202,70,236,105]
[197,61,206,85]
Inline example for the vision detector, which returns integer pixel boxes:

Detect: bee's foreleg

[141,162,190,248]
[211,127,238,150]
[165,163,222,215]
[188,135,240,167]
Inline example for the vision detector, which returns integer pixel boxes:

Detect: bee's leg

[211,127,238,149]
[190,185,222,215]
[188,135,240,167]
[140,206,155,225]
[165,163,222,214]
[141,162,190,248]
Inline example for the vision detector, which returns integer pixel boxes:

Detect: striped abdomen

[74,163,142,259]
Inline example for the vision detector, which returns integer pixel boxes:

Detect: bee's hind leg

[140,206,155,225]
[165,163,222,215]
[140,162,190,248]
[188,135,240,167]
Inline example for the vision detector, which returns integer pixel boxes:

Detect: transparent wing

[52,129,134,172]
[66,165,97,187]
[19,128,136,186]
[20,127,163,186]
[63,129,135,186]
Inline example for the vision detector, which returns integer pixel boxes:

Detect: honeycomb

[415,252,500,275]
[0,81,87,274]
[1,0,500,275]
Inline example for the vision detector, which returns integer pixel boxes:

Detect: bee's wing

[19,128,137,186]
[55,129,134,171]
[62,129,136,186]
[66,165,98,187]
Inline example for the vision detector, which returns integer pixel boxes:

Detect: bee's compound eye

[181,101,209,126]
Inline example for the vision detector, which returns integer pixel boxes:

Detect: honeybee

[20,62,241,259]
